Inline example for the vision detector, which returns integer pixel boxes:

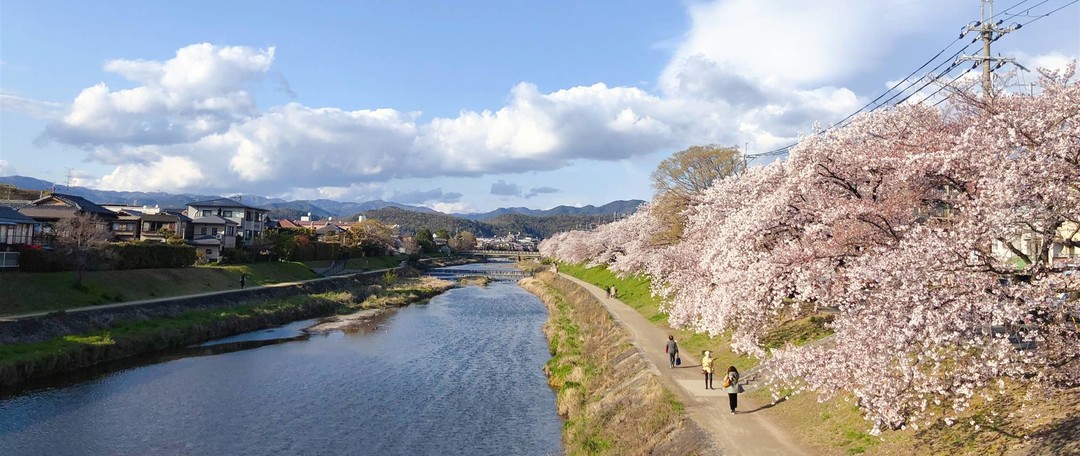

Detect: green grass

[760,313,835,349]
[0,293,322,364]
[557,262,665,321]
[0,262,319,316]
[1,276,452,375]
[557,262,757,371]
[346,255,406,271]
[303,255,406,271]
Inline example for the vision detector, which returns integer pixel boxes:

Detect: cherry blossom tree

[541,67,1079,432]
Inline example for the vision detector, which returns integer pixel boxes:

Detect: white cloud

[1,92,63,119]
[1012,51,1077,75]
[42,43,273,147]
[98,155,206,191]
[430,201,475,214]
[490,179,523,197]
[661,0,938,91]
[525,186,560,198]
[0,160,16,175]
[390,188,463,204]
[38,2,963,196]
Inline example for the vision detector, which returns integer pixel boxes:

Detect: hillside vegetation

[362,206,615,238]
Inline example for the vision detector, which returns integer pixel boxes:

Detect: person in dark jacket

[664,335,679,368]
[723,366,741,413]
[239,274,247,289]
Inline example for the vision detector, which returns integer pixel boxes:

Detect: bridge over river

[426,268,533,281]
[460,250,540,260]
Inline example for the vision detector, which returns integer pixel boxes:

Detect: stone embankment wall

[0,274,378,345]
[520,272,714,455]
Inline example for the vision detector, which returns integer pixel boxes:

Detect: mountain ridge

[0,175,643,220]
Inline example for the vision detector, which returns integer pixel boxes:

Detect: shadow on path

[742,396,788,414]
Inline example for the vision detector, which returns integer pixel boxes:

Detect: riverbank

[520,272,713,455]
[0,262,320,316]
[0,274,457,390]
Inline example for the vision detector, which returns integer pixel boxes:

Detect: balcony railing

[0,234,35,245]
[0,252,19,268]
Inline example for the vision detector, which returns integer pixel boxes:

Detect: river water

[0,269,563,455]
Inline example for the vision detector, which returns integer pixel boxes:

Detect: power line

[744,0,1076,162]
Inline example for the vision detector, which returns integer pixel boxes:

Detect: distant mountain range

[0,175,644,223]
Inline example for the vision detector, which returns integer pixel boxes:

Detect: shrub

[109,242,196,269]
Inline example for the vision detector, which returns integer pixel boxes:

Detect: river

[0,268,563,455]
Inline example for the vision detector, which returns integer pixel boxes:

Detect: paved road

[559,274,807,455]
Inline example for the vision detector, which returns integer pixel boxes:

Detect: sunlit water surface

[0,277,562,456]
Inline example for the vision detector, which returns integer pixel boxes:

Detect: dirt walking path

[560,274,807,455]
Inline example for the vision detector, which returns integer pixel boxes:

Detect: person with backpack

[664,335,679,368]
[723,366,741,413]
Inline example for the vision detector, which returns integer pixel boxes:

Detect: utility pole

[958,0,1024,96]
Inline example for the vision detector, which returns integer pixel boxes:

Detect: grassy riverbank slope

[0,275,456,389]
[558,262,1080,455]
[521,272,713,455]
[0,262,320,317]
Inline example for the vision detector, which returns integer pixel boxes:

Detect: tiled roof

[0,200,33,210]
[189,235,222,246]
[276,219,301,228]
[33,193,116,217]
[186,197,266,211]
[141,213,184,223]
[191,215,238,225]
[0,206,39,225]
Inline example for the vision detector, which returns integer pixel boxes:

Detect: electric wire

[744,0,1077,161]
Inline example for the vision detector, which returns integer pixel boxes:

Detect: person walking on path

[610,286,618,298]
[701,350,715,389]
[239,274,247,289]
[665,335,680,368]
[723,366,741,413]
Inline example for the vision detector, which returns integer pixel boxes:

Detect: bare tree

[650,144,744,244]
[53,212,113,287]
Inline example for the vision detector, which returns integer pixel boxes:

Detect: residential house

[992,221,1080,267]
[0,206,39,268]
[17,193,117,242]
[189,215,239,261]
[111,210,143,242]
[140,212,191,243]
[185,198,268,247]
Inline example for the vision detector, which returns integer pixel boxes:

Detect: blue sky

[2,0,1077,213]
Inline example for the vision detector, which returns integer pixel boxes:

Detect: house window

[245,211,253,221]
[211,227,218,235]
[222,210,233,217]
[202,210,213,217]
[226,226,235,236]
[205,249,212,255]
[201,227,207,235]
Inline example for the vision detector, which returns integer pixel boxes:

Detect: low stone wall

[0,273,377,345]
